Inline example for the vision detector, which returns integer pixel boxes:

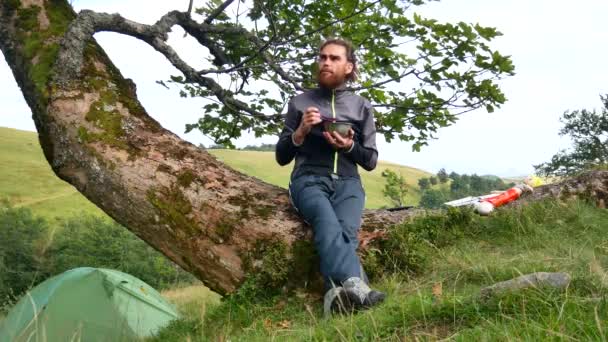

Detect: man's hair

[319,38,358,82]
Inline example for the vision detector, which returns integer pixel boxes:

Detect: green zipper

[331,89,338,174]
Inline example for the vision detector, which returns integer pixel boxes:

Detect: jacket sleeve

[275,99,301,166]
[344,100,378,171]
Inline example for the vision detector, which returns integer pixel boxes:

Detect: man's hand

[323,129,354,150]
[293,107,322,145]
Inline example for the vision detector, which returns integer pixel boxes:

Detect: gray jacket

[275,86,378,180]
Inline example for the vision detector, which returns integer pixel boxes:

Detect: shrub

[46,215,195,289]
[363,207,474,279]
[0,203,49,305]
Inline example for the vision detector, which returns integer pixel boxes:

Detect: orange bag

[482,187,523,208]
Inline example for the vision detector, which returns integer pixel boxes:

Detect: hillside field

[2,127,608,340]
[0,126,432,219]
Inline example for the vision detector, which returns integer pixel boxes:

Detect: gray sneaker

[362,290,386,308]
[323,287,356,317]
[342,277,386,310]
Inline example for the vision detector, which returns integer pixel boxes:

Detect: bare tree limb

[180,14,306,91]
[204,0,236,24]
[54,9,283,123]
[186,0,194,17]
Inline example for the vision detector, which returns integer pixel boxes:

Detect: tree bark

[513,170,608,209]
[0,0,421,295]
[1,1,606,296]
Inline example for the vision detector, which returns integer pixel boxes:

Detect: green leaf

[171,0,515,148]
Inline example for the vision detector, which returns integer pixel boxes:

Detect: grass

[0,127,432,218]
[149,198,608,341]
[161,284,221,319]
[0,127,106,221]
[206,150,430,209]
[7,126,606,340]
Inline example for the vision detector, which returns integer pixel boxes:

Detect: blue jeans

[289,174,366,288]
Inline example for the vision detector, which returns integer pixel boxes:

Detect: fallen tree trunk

[517,170,608,209]
[1,1,605,296]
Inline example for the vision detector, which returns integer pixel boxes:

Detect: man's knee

[313,222,347,248]
[338,216,359,234]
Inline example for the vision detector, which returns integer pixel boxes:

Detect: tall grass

[150,198,608,341]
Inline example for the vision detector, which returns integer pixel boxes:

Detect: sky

[1,0,607,177]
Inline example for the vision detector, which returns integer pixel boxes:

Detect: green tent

[0,267,179,341]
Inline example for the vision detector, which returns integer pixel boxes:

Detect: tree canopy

[535,95,608,177]
[152,0,516,149]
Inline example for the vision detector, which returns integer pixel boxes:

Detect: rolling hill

[0,126,432,220]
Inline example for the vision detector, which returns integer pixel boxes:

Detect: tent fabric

[0,267,179,342]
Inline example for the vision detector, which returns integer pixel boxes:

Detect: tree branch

[274,0,382,47]
[177,15,304,90]
[347,69,416,91]
[204,0,235,24]
[54,9,283,123]
[186,0,194,17]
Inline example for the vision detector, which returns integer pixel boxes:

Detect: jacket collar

[317,83,349,98]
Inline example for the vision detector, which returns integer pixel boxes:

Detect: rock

[480,272,571,299]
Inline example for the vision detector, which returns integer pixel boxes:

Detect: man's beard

[318,71,346,89]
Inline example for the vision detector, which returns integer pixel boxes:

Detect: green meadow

[3,126,607,340]
[0,126,431,220]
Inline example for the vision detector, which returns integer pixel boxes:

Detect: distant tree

[460,174,471,184]
[381,169,409,207]
[437,168,449,183]
[449,171,460,182]
[450,177,469,197]
[419,189,448,209]
[198,143,206,149]
[429,176,438,186]
[418,178,431,191]
[207,144,227,149]
[469,174,484,192]
[535,95,608,177]
[487,177,508,192]
[439,173,511,200]
[241,143,276,151]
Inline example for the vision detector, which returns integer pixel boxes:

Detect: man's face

[317,44,353,89]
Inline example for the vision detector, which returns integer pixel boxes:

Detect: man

[275,38,385,315]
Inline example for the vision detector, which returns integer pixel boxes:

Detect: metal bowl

[323,121,352,136]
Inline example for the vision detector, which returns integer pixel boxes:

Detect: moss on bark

[12,2,74,97]
[238,237,322,296]
[84,101,128,149]
[215,216,239,242]
[16,5,40,31]
[177,169,196,188]
[147,184,200,236]
[156,164,172,174]
[227,190,275,222]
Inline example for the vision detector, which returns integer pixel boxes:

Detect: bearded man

[275,38,385,315]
